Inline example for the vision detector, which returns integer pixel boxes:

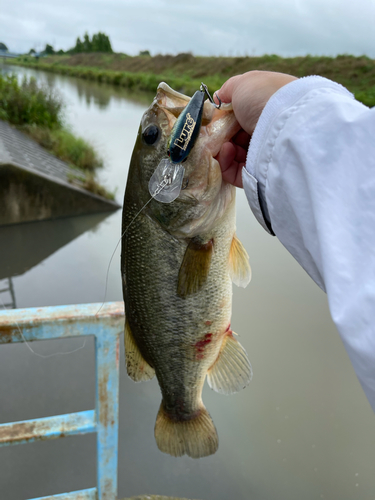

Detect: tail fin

[154,403,218,458]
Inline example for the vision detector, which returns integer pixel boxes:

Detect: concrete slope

[0,120,120,226]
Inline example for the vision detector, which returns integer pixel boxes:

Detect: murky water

[0,63,374,500]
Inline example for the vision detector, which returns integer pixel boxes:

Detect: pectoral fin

[177,238,213,298]
[125,320,155,382]
[229,234,251,288]
[207,333,252,395]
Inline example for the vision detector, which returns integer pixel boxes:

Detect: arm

[217,72,375,412]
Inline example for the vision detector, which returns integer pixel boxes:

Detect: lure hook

[200,82,222,109]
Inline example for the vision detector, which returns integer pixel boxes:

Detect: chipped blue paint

[0,302,125,500]
[29,487,97,500]
[0,410,96,446]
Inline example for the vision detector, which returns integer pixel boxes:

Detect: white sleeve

[242,76,375,412]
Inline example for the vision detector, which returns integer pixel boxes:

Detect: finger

[217,142,236,172]
[232,129,251,149]
[233,162,245,189]
[216,142,244,189]
[217,141,247,166]
[214,74,242,104]
[233,143,247,164]
[222,159,244,189]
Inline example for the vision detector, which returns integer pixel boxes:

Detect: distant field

[10,52,375,106]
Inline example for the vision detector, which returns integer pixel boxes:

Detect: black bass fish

[121,82,252,458]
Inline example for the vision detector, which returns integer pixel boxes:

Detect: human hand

[215,71,297,188]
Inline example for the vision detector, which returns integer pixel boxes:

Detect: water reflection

[0,278,16,309]
[75,78,111,109]
[0,212,112,308]
[0,61,154,112]
[68,77,154,109]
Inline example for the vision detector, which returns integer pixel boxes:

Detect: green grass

[0,73,62,127]
[11,59,205,95]
[20,124,103,171]
[0,73,114,199]
[10,52,375,106]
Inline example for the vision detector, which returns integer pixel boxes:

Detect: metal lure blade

[148,158,185,203]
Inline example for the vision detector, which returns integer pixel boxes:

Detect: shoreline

[7,58,207,97]
[6,53,375,106]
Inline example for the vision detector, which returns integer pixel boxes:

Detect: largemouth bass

[121,82,252,459]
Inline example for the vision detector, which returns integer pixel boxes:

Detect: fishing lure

[148,83,221,203]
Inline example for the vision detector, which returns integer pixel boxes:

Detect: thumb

[214,74,242,104]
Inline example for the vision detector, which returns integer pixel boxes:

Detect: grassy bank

[11,52,375,106]
[0,73,114,199]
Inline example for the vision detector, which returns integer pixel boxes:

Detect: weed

[21,125,103,172]
[0,73,112,199]
[0,73,62,127]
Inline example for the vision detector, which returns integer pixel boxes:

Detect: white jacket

[243,76,375,412]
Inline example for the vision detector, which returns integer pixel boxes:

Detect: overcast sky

[2,0,375,58]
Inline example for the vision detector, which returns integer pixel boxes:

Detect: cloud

[2,0,375,57]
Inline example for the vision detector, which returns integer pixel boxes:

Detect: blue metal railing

[0,302,125,500]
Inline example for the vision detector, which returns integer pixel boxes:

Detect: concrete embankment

[0,120,120,226]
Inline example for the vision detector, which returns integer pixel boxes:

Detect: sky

[2,0,375,58]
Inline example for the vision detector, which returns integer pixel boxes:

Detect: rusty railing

[0,302,125,500]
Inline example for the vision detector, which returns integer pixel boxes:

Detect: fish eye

[142,124,160,145]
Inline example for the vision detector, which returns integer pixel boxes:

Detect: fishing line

[0,297,87,358]
[96,175,172,316]
[97,80,217,314]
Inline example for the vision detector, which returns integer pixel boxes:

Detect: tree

[73,37,84,53]
[69,32,113,53]
[91,32,112,52]
[0,42,8,51]
[83,32,91,52]
[44,44,55,55]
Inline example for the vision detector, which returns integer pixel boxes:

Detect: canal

[0,63,374,500]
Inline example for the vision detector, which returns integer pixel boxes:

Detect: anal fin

[229,234,251,288]
[207,333,252,394]
[177,237,213,298]
[125,319,155,382]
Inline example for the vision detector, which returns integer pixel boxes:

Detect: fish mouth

[156,82,240,201]
[157,81,234,113]
[157,82,191,104]
[157,82,240,159]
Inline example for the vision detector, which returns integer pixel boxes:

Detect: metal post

[96,328,120,500]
